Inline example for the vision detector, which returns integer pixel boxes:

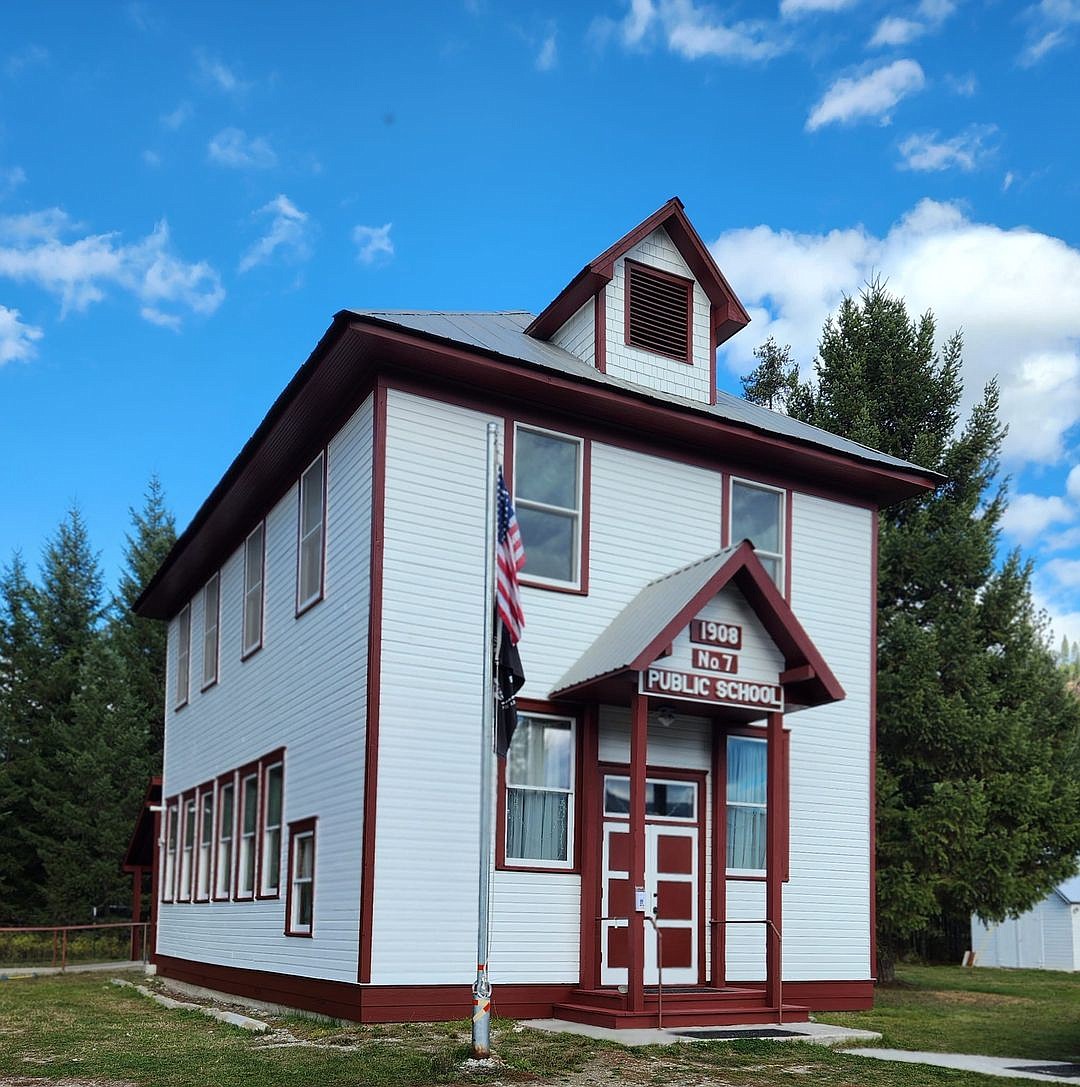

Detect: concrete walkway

[844,1048,1080,1083]
[0,960,144,979]
[523,1018,882,1047]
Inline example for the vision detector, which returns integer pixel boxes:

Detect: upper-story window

[202,573,220,690]
[624,259,693,363]
[242,523,265,658]
[297,453,326,613]
[175,604,191,709]
[504,714,575,869]
[513,425,584,589]
[731,478,785,590]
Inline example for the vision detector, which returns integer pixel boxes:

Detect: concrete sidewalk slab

[0,960,143,979]
[844,1048,1080,1083]
[523,1018,882,1048]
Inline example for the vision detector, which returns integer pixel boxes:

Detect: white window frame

[242,523,265,659]
[260,761,284,897]
[196,788,214,901]
[175,604,191,709]
[296,452,326,614]
[287,822,316,937]
[179,796,196,901]
[512,424,584,591]
[162,801,178,902]
[503,712,576,871]
[726,734,767,877]
[202,572,220,690]
[729,477,786,591]
[215,778,235,900]
[237,771,259,898]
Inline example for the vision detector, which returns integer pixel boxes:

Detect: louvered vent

[625,261,692,362]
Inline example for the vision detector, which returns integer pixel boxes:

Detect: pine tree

[110,475,176,763]
[743,280,1080,977]
[740,337,799,412]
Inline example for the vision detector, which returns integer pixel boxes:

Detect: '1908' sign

[690,619,742,650]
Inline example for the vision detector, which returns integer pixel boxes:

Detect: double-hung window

[202,573,220,689]
[162,802,178,902]
[175,604,191,709]
[504,714,575,868]
[196,789,214,901]
[242,523,265,658]
[726,735,766,875]
[260,762,284,896]
[237,771,259,898]
[730,479,785,590]
[297,453,326,613]
[513,425,584,589]
[215,778,234,899]
[179,796,196,901]
[286,819,317,936]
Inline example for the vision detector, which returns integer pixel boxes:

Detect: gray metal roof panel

[552,547,740,696]
[348,309,932,477]
[1055,874,1080,904]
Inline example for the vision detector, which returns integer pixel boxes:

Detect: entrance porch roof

[550,540,845,713]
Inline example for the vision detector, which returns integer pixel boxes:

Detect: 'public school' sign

[639,618,784,712]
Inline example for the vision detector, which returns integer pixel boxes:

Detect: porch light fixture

[653,704,677,729]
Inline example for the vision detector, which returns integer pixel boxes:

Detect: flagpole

[472,421,498,1060]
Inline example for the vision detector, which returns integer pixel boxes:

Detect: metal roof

[552,546,741,696]
[348,309,932,478]
[1056,874,1080,904]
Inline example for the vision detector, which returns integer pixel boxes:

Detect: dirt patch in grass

[931,991,1035,1007]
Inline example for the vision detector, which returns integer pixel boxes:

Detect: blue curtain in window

[727,738,767,870]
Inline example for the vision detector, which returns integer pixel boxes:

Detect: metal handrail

[712,918,783,1024]
[0,922,150,971]
[596,913,665,1027]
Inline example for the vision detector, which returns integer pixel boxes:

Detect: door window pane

[603,776,697,819]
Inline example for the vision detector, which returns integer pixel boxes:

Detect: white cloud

[142,150,162,168]
[1003,171,1016,192]
[1002,493,1074,545]
[780,0,857,14]
[591,0,787,62]
[898,125,996,171]
[1020,0,1080,65]
[160,101,192,130]
[0,304,42,364]
[0,207,224,326]
[353,223,393,265]
[4,45,48,78]
[0,166,26,200]
[238,195,312,273]
[536,31,558,70]
[710,199,1080,467]
[806,59,925,130]
[1067,465,1080,501]
[946,73,978,96]
[870,16,923,45]
[195,51,251,94]
[207,128,277,169]
[1045,557,1080,589]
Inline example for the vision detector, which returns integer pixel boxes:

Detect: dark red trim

[870,507,878,978]
[177,790,196,902]
[284,817,318,937]
[149,806,160,960]
[765,711,783,1011]
[359,380,388,983]
[526,198,750,344]
[234,761,260,901]
[174,604,191,710]
[200,572,220,692]
[784,491,793,602]
[578,705,601,989]
[160,797,178,903]
[240,521,266,661]
[708,307,718,407]
[295,448,328,618]
[710,727,724,985]
[594,289,607,373]
[623,258,693,364]
[256,750,285,901]
[627,691,647,1012]
[211,771,237,902]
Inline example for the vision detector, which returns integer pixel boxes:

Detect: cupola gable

[527,198,750,406]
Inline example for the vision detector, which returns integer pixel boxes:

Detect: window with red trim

[178,794,196,901]
[297,452,326,614]
[285,818,317,937]
[242,522,265,658]
[175,604,191,709]
[236,770,259,899]
[202,573,220,690]
[161,800,178,902]
[259,760,284,897]
[195,786,214,901]
[214,775,235,900]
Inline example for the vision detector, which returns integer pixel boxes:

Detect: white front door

[599,781,700,987]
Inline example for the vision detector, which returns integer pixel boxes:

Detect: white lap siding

[159,396,373,983]
[785,492,874,982]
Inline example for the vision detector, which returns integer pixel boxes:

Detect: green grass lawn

[0,967,1066,1087]
[823,963,1080,1062]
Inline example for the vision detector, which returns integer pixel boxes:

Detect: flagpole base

[471,972,492,1059]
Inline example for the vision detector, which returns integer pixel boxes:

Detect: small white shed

[971,876,1080,971]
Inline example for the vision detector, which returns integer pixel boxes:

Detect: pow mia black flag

[495,620,525,758]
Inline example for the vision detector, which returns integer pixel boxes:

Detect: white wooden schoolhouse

[135,198,938,1028]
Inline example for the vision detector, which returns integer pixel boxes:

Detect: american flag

[496,468,526,644]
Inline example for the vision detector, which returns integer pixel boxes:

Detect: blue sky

[2,0,1079,645]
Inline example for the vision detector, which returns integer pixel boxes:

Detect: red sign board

[690,619,742,650]
[692,647,738,674]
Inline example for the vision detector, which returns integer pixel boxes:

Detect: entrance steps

[552,986,810,1029]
